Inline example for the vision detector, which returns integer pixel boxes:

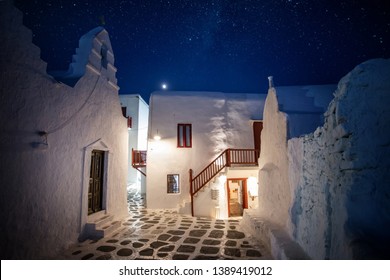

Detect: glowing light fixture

[153,129,161,141]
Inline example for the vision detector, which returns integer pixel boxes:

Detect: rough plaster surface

[256,58,390,259]
[257,88,291,228]
[287,59,390,259]
[0,2,128,259]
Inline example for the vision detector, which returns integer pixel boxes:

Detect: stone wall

[287,59,390,259]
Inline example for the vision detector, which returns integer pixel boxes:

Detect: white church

[0,1,129,259]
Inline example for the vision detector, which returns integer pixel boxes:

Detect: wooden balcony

[132,149,146,176]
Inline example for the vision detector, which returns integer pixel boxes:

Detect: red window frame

[177,123,192,148]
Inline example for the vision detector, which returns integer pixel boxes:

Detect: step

[85,214,112,231]
[84,214,122,240]
[241,209,309,260]
[178,201,191,215]
[94,214,114,229]
[94,220,122,239]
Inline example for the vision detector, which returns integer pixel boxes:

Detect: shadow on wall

[346,171,390,259]
[290,187,302,239]
[340,59,390,259]
[0,130,50,151]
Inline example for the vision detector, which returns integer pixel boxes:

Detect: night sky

[14,0,390,102]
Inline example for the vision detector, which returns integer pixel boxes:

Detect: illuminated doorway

[227,178,248,217]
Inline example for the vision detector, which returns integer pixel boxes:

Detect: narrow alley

[59,186,272,260]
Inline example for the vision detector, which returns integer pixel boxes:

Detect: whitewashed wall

[287,59,390,259]
[257,59,390,259]
[194,168,259,219]
[257,88,291,227]
[119,94,149,193]
[137,96,149,194]
[0,2,128,259]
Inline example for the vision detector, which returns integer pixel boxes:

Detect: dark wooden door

[253,121,263,157]
[242,181,248,209]
[88,150,104,215]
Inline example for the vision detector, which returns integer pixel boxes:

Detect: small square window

[177,124,192,148]
[167,174,180,194]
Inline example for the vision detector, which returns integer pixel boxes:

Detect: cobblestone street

[59,187,272,260]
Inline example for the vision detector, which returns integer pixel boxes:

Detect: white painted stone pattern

[0,2,128,259]
[287,59,390,259]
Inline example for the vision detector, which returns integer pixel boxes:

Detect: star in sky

[14,0,390,102]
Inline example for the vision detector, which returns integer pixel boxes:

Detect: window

[167,174,180,194]
[177,124,192,148]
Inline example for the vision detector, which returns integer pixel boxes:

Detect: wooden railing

[229,148,260,165]
[189,148,259,216]
[132,149,147,176]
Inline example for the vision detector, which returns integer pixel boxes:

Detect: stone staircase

[178,199,192,215]
[84,214,122,240]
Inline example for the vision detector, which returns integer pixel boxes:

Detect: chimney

[268,76,274,89]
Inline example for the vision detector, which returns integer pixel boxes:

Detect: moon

[161,83,167,90]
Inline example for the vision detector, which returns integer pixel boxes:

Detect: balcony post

[189,169,194,216]
[226,149,231,167]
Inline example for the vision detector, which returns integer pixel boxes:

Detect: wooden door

[88,150,104,215]
[253,121,263,157]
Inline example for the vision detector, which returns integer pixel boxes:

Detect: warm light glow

[153,129,161,141]
[219,175,227,183]
[247,176,258,197]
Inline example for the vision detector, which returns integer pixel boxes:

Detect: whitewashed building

[0,1,128,259]
[119,94,149,194]
[243,59,390,259]
[242,81,336,259]
[146,91,266,219]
